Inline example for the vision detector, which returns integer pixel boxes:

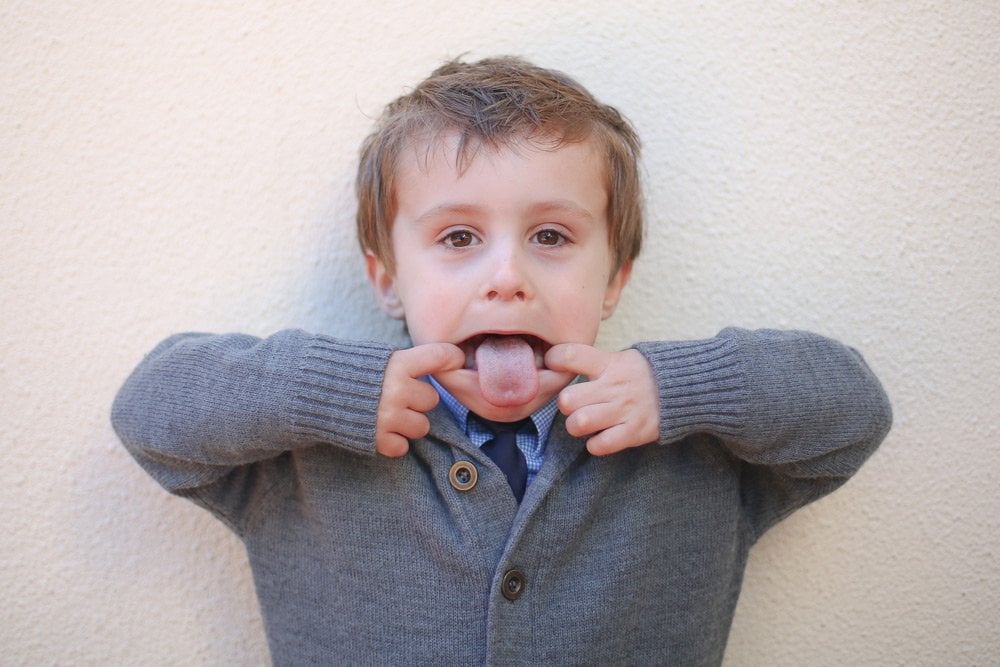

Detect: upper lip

[457,332,551,370]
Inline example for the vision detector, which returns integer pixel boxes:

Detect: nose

[483,242,532,302]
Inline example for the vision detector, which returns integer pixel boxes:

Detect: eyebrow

[526,200,598,222]
[413,203,485,226]
[413,200,597,226]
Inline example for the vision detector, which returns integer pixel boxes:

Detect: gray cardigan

[112,327,891,665]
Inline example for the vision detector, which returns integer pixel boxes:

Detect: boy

[112,57,892,665]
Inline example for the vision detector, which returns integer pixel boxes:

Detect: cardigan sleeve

[111,330,394,498]
[633,328,892,539]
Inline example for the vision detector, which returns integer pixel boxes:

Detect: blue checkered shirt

[428,377,558,485]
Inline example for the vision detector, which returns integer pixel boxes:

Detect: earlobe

[365,251,405,319]
[601,260,632,320]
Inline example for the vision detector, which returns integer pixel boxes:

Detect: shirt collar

[427,376,558,449]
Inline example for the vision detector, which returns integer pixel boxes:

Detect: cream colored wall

[3,2,997,664]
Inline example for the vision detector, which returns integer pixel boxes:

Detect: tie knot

[472,415,534,438]
[469,414,532,502]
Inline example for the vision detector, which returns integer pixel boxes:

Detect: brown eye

[534,229,563,246]
[446,230,475,247]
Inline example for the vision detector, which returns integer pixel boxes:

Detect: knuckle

[566,413,590,438]
[558,383,579,405]
[426,344,446,367]
[562,344,580,365]
[415,392,439,413]
[586,434,608,456]
[383,436,409,457]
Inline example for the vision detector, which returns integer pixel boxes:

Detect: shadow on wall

[59,426,268,661]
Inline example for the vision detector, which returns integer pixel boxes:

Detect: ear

[601,260,632,320]
[365,251,405,319]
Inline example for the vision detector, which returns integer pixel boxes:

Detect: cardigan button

[449,461,478,492]
[501,569,525,601]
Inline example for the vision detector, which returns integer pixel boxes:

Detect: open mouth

[458,333,550,371]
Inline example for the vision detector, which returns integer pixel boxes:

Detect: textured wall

[2,2,997,664]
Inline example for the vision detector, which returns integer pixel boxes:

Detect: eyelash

[439,227,569,248]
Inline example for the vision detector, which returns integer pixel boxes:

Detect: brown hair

[356,56,643,274]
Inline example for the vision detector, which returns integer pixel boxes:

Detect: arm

[641,327,892,536]
[111,330,394,496]
[550,328,892,537]
[634,328,891,466]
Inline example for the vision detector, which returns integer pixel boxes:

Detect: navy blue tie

[475,416,531,502]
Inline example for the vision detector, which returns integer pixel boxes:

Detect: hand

[545,345,660,456]
[375,343,465,457]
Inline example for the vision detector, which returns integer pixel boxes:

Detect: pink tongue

[475,336,540,407]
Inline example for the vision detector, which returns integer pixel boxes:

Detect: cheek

[396,283,461,342]
[553,284,607,340]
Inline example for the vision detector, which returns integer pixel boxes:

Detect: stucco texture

[2,2,997,664]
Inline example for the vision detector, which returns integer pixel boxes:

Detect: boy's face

[367,134,630,422]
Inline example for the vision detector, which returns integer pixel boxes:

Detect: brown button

[501,569,525,601]
[448,461,478,491]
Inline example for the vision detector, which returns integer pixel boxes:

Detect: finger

[545,343,612,379]
[399,342,465,378]
[392,409,432,441]
[556,379,610,416]
[563,402,621,438]
[585,423,646,457]
[403,379,441,413]
[376,432,411,458]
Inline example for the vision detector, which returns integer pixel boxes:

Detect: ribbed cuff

[633,335,749,444]
[289,336,394,454]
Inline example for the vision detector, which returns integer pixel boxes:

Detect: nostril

[487,289,526,301]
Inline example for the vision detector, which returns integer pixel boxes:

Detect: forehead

[393,132,608,217]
